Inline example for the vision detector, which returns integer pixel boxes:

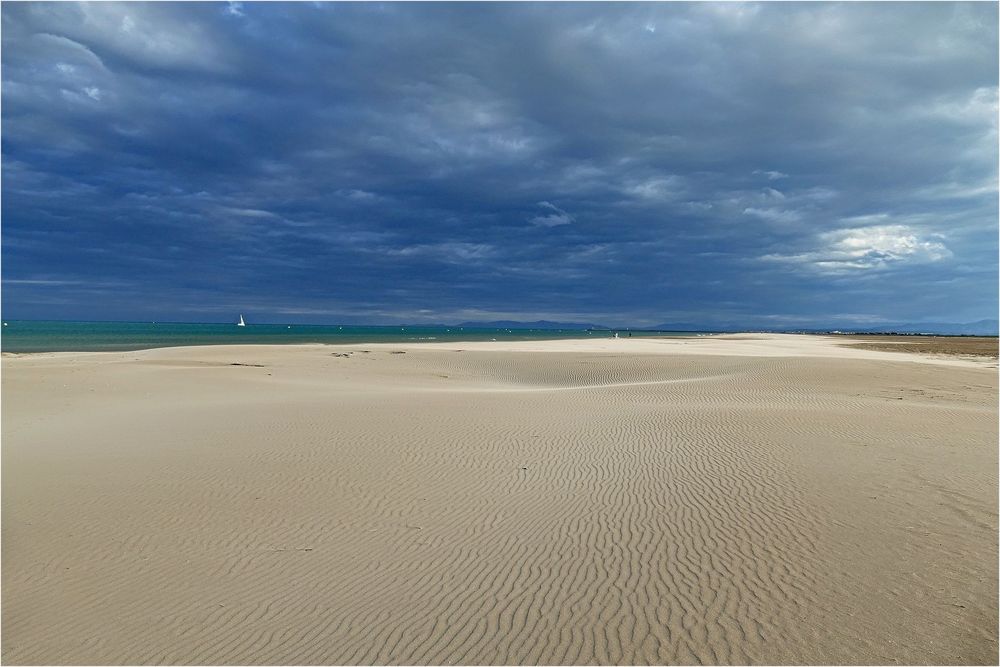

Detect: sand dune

[2,335,997,664]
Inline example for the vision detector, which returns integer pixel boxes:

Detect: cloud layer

[2,2,997,326]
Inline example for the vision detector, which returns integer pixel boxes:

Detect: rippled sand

[3,334,997,664]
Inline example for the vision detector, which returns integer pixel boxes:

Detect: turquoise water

[0,320,707,353]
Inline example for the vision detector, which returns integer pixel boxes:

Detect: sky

[2,2,997,327]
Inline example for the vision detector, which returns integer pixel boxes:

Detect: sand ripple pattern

[3,347,997,664]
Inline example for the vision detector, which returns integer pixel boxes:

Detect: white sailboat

[237,314,246,327]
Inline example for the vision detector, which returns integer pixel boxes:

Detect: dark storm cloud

[2,2,997,325]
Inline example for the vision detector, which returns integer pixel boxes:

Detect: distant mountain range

[650,322,733,332]
[456,320,609,330]
[653,319,999,336]
[840,320,998,336]
[456,319,999,336]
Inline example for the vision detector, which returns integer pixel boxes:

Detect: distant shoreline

[3,323,996,356]
[0,320,718,355]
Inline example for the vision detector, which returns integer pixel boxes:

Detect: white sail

[237,314,246,327]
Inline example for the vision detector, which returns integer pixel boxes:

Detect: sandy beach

[2,334,997,665]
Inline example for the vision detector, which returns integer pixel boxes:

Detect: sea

[0,320,710,353]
